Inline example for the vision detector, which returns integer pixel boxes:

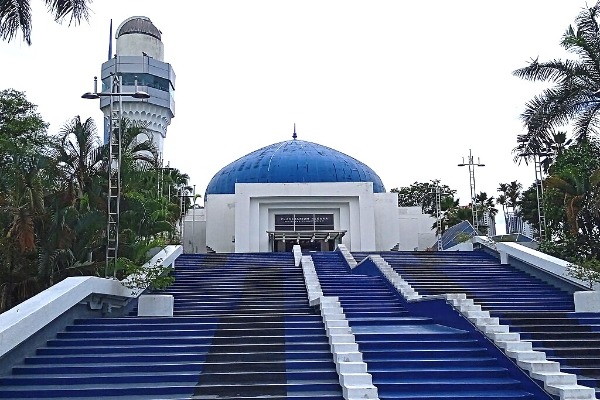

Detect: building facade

[184,134,436,253]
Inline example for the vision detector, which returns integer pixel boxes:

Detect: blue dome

[206,139,385,195]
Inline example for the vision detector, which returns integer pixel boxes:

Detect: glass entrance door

[273,238,336,252]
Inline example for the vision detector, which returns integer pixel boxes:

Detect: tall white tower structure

[100,16,175,156]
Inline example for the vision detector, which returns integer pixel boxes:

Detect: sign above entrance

[275,213,334,231]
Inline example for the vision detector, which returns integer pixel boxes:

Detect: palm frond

[513,58,589,83]
[0,0,32,44]
[520,88,572,130]
[575,2,600,42]
[43,0,90,25]
[572,101,600,141]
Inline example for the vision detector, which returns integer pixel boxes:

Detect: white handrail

[472,237,591,290]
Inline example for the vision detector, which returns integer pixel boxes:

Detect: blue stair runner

[373,250,600,398]
[310,251,550,399]
[0,252,343,399]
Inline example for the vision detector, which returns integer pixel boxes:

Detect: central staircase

[1,249,580,399]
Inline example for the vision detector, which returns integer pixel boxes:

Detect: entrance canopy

[267,230,346,242]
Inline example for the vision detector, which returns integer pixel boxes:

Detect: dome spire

[293,123,297,140]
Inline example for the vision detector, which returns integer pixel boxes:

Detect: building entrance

[275,239,334,252]
[268,213,345,252]
[268,231,346,252]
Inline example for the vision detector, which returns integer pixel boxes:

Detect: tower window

[102,73,171,92]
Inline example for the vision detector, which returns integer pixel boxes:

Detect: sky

[0,1,592,232]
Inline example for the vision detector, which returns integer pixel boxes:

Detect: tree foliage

[391,180,456,215]
[0,90,191,312]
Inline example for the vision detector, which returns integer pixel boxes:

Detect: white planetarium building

[185,131,436,253]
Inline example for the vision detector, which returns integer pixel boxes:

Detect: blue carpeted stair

[310,251,550,399]
[0,252,343,399]
[374,250,600,397]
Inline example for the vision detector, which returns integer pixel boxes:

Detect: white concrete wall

[374,193,400,251]
[418,213,437,250]
[398,206,436,251]
[183,208,206,254]
[205,194,236,253]
[117,32,164,60]
[397,207,419,251]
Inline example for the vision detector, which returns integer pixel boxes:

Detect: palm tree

[474,192,498,235]
[545,168,594,236]
[0,0,91,45]
[514,130,572,173]
[485,197,498,220]
[497,181,522,214]
[497,181,523,234]
[506,181,522,212]
[496,194,508,226]
[513,1,600,163]
[118,119,160,185]
[57,116,104,204]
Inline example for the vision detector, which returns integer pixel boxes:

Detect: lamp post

[458,149,485,234]
[431,184,453,251]
[82,74,149,278]
[157,161,176,221]
[176,186,195,246]
[434,185,443,251]
[192,185,196,253]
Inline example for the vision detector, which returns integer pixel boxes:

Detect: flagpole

[108,19,113,61]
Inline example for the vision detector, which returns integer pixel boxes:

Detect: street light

[176,186,194,244]
[82,73,150,278]
[458,149,485,235]
[82,76,150,100]
[191,185,197,253]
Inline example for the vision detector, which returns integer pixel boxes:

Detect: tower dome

[206,138,386,195]
[116,16,162,40]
